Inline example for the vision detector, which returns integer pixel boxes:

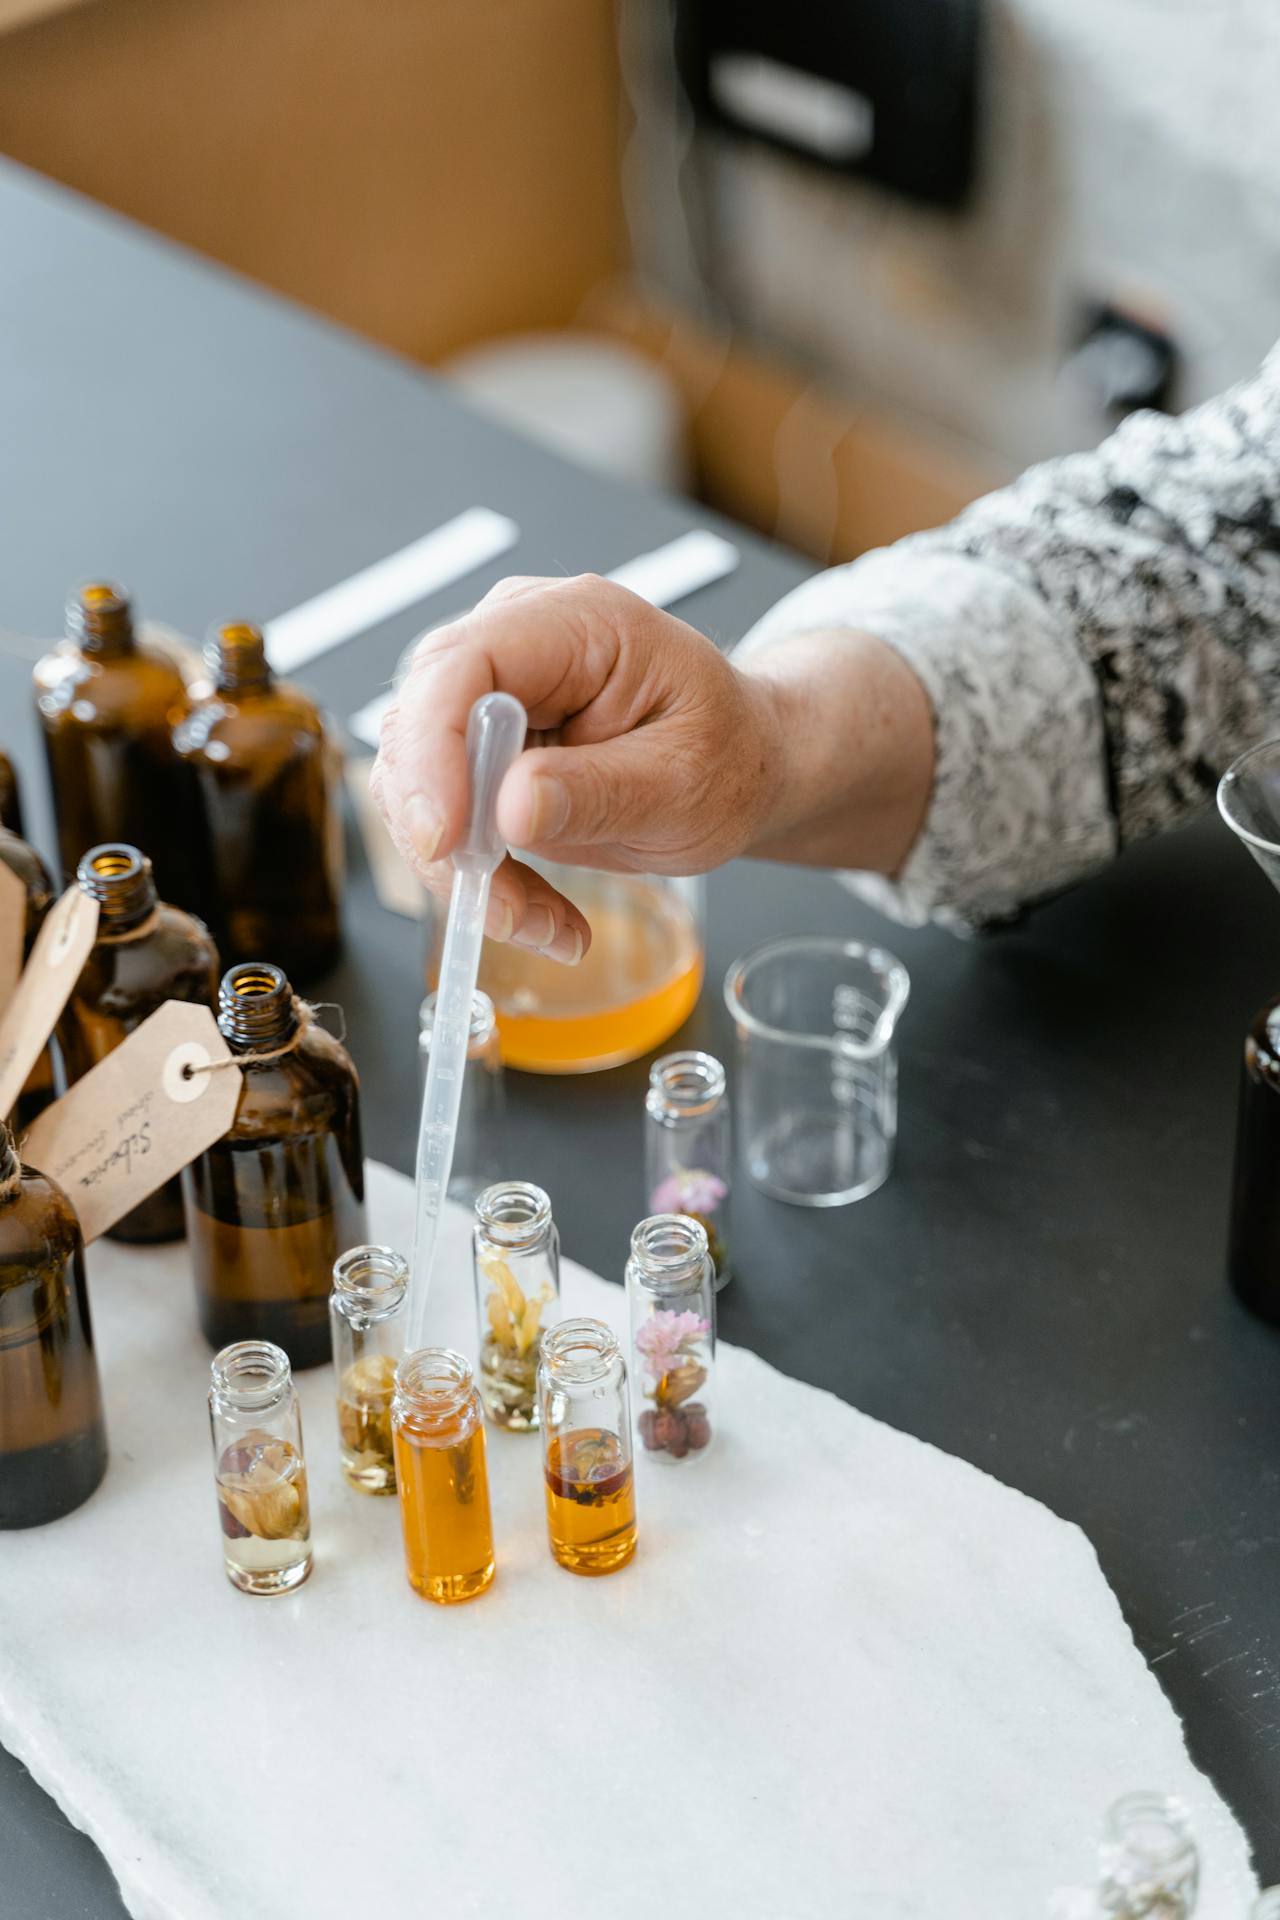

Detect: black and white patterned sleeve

[735,346,1280,931]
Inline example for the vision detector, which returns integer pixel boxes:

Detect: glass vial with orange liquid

[330,1244,406,1495]
[538,1318,637,1575]
[0,1123,108,1528]
[183,963,367,1370]
[392,1348,495,1604]
[59,844,220,1243]
[473,1181,560,1431]
[0,748,24,837]
[645,1050,732,1288]
[0,825,58,1132]
[34,584,197,906]
[209,1340,312,1595]
[627,1215,716,1465]
[174,622,343,984]
[429,867,704,1074]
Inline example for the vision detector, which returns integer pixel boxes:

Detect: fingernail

[486,898,515,942]
[543,927,583,967]
[403,793,442,866]
[529,773,570,842]
[511,904,556,951]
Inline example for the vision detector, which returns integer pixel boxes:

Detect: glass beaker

[724,937,910,1206]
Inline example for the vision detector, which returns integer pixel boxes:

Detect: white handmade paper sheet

[0,1163,1256,1918]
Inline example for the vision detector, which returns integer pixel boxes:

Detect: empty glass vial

[418,989,504,1206]
[392,1347,495,1604]
[645,1049,732,1288]
[473,1181,560,1431]
[627,1213,716,1464]
[1097,1792,1199,1918]
[0,748,24,837]
[34,583,197,905]
[330,1244,407,1495]
[59,844,220,1244]
[209,1340,312,1595]
[174,622,343,983]
[0,1124,108,1527]
[538,1318,637,1575]
[183,963,367,1370]
[0,826,57,1132]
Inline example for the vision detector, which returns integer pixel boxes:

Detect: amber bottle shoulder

[226,1024,360,1137]
[0,1167,81,1270]
[34,640,189,728]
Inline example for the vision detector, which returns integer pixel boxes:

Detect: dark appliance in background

[673,0,982,209]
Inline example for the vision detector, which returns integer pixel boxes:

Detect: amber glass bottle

[0,1124,108,1528]
[34,583,196,906]
[182,963,366,1369]
[0,749,24,837]
[59,845,219,1243]
[174,623,342,984]
[0,826,58,1132]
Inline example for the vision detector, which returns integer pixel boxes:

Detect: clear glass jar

[208,1340,312,1595]
[1097,1792,1199,1918]
[645,1050,731,1288]
[626,1214,716,1464]
[418,989,504,1206]
[538,1318,637,1575]
[473,1181,560,1431]
[392,1347,495,1604]
[330,1244,407,1495]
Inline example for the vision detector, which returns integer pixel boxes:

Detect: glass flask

[627,1214,716,1463]
[418,989,504,1205]
[538,1318,637,1575]
[1096,1792,1198,1918]
[182,963,367,1370]
[473,1181,560,1431]
[392,1347,495,1604]
[34,583,197,907]
[645,1049,732,1288]
[0,748,24,837]
[208,1339,312,1595]
[58,844,220,1244]
[0,1124,108,1528]
[174,621,343,984]
[330,1244,407,1495]
[0,826,58,1132]
[428,867,704,1074]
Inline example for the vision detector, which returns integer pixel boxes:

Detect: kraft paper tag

[22,1001,242,1244]
[0,886,98,1120]
[0,862,25,1018]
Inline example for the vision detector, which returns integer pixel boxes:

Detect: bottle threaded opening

[207,621,271,691]
[210,1339,292,1409]
[394,1346,473,1413]
[1104,1792,1195,1865]
[217,963,296,1049]
[67,582,135,655]
[475,1180,552,1248]
[541,1317,619,1382]
[77,843,156,928]
[629,1213,709,1289]
[646,1050,726,1123]
[332,1244,409,1317]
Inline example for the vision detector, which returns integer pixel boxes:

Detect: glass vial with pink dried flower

[644,1051,731,1289]
[626,1214,716,1464]
[209,1340,312,1595]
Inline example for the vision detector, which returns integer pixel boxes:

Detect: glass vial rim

[646,1049,727,1124]
[210,1339,293,1412]
[474,1180,553,1249]
[331,1244,408,1320]
[419,989,497,1053]
[394,1346,475,1416]
[206,620,272,692]
[1103,1791,1196,1865]
[67,581,135,655]
[218,962,298,1049]
[77,843,157,929]
[1252,1891,1280,1920]
[540,1317,620,1383]
[629,1213,710,1292]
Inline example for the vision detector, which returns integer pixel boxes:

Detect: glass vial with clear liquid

[418,989,504,1206]
[59,844,220,1243]
[538,1318,637,1575]
[392,1348,496,1604]
[0,1124,108,1528]
[0,826,58,1132]
[645,1049,732,1288]
[473,1181,560,1430]
[330,1244,406,1495]
[174,622,343,984]
[182,963,367,1369]
[209,1340,313,1594]
[1096,1792,1198,1918]
[627,1213,716,1463]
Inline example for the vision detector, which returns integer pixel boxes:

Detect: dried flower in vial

[338,1353,398,1471]
[482,1253,554,1357]
[649,1169,727,1217]
[217,1430,309,1541]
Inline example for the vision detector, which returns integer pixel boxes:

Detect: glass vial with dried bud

[1097,1792,1199,1918]
[0,748,24,837]
[0,826,57,1132]
[183,963,367,1370]
[473,1181,560,1431]
[330,1244,406,1494]
[538,1319,637,1575]
[392,1348,495,1604]
[209,1340,312,1595]
[34,583,197,906]
[419,990,504,1206]
[645,1050,731,1289]
[627,1214,716,1463]
[59,844,220,1244]
[174,622,343,984]
[0,1125,108,1528]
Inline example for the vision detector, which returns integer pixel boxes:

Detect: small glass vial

[627,1213,716,1464]
[645,1050,732,1288]
[392,1348,495,1604]
[0,748,24,837]
[1097,1792,1199,1918]
[538,1318,637,1575]
[330,1244,407,1494]
[419,990,505,1206]
[0,826,57,1132]
[0,1125,108,1528]
[472,1181,560,1431]
[209,1340,312,1594]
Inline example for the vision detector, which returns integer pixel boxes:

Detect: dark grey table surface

[1,159,1277,1912]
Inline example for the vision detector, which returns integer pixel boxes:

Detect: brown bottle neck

[206,623,273,693]
[217,963,298,1050]
[68,584,136,660]
[76,845,158,933]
